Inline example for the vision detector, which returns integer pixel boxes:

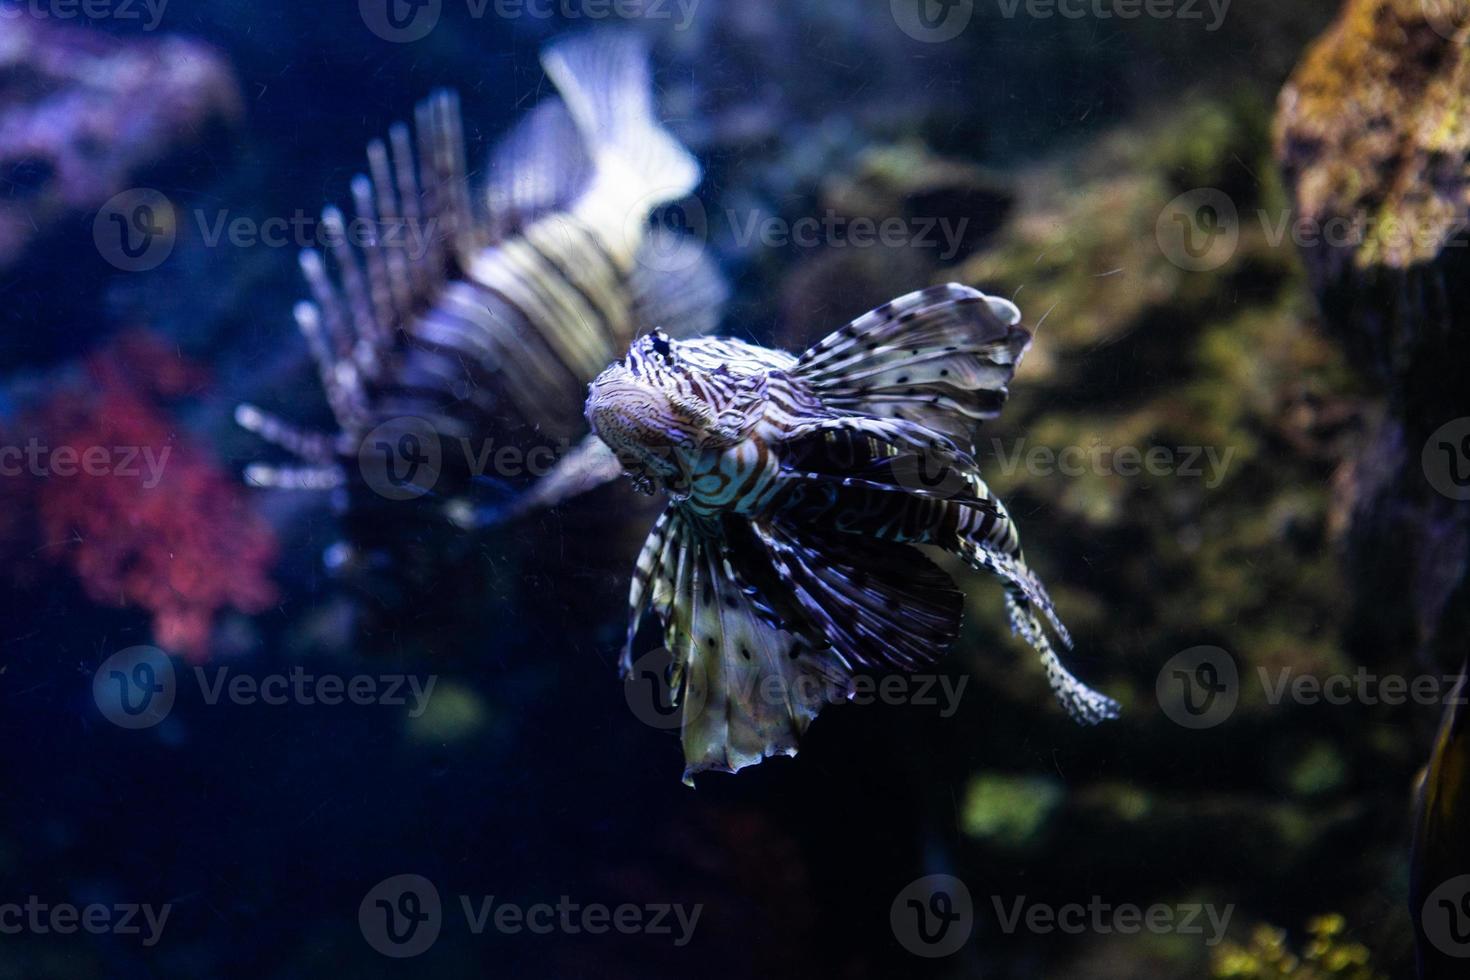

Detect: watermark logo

[1424,418,1470,501]
[1157,646,1238,729]
[360,874,443,958]
[629,194,710,276]
[1422,0,1469,41]
[93,652,437,729]
[891,0,975,42]
[360,0,441,41]
[623,646,707,731]
[93,646,176,730]
[359,417,443,501]
[726,209,973,263]
[891,874,974,957]
[1156,189,1239,272]
[94,189,176,273]
[896,439,1237,501]
[989,438,1235,488]
[1159,194,1470,271]
[359,877,701,956]
[1421,875,1470,958]
[892,448,972,501]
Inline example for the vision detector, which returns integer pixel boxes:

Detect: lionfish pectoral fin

[793,284,1031,449]
[742,518,965,673]
[541,31,702,266]
[637,509,852,785]
[624,509,677,677]
[449,435,625,531]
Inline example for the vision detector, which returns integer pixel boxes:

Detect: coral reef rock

[0,17,242,272]
[1275,0,1470,664]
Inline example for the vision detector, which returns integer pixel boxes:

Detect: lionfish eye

[650,331,673,361]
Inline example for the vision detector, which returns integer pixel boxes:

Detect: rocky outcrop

[1274,0,1470,666]
[0,18,242,272]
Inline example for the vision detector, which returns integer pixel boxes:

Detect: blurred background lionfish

[235,31,725,580]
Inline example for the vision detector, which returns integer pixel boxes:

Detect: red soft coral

[32,335,277,661]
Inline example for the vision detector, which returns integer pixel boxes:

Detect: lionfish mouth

[585,380,689,495]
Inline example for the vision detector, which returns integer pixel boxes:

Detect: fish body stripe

[470,213,632,383]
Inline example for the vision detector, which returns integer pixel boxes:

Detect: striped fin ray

[623,508,677,674]
[1002,594,1118,726]
[240,34,726,520]
[239,90,475,490]
[950,508,1117,724]
[770,414,1115,724]
[749,521,963,672]
[638,508,853,785]
[795,284,1031,449]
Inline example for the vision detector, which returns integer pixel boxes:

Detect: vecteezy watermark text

[1157,188,1470,272]
[1156,645,1470,729]
[93,647,437,730]
[988,438,1235,488]
[193,209,439,260]
[991,896,1234,946]
[1259,667,1469,709]
[0,898,171,947]
[0,0,167,30]
[94,189,444,273]
[348,415,575,502]
[1,440,170,489]
[624,646,969,732]
[890,0,1226,43]
[992,0,1229,30]
[359,875,701,958]
[359,0,701,44]
[727,209,973,263]
[888,875,1233,958]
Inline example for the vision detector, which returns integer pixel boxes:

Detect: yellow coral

[1211,916,1384,979]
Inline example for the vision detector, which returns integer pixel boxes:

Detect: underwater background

[2,0,1469,976]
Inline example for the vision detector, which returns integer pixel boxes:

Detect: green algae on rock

[1275,0,1470,675]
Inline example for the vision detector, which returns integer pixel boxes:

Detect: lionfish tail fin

[794,284,1031,448]
[542,31,702,264]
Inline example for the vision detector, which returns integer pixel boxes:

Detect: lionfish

[236,32,724,533]
[586,284,1120,783]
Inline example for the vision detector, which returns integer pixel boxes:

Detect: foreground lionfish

[586,284,1120,783]
[237,31,723,529]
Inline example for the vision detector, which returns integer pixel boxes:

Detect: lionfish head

[586,330,716,496]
